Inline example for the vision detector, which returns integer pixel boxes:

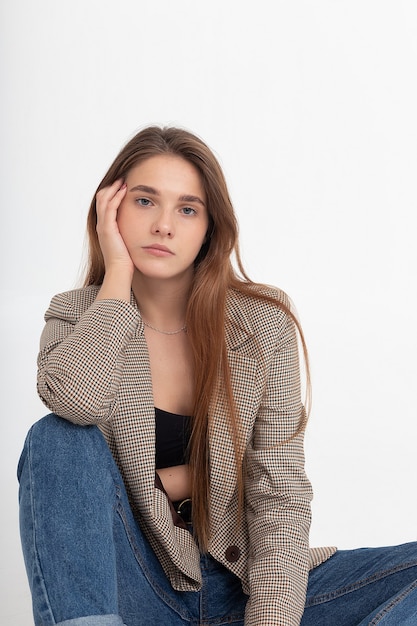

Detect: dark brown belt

[173,498,192,524]
[155,473,192,529]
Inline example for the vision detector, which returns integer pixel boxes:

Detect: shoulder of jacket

[45,285,101,322]
[227,284,292,321]
[225,284,296,350]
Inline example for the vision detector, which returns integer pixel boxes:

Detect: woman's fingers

[96,179,127,220]
[95,180,133,274]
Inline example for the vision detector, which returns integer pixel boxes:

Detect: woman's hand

[96,179,133,273]
[95,180,134,302]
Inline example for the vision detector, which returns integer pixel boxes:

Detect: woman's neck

[132,271,191,329]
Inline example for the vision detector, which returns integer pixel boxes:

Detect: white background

[1,1,416,623]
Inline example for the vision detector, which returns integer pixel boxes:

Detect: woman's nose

[151,209,174,237]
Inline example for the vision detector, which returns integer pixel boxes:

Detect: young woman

[18,126,416,626]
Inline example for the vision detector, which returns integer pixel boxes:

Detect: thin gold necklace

[142,320,187,335]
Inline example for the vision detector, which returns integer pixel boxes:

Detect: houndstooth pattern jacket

[37,285,336,626]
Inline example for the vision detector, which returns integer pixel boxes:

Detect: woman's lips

[142,244,174,257]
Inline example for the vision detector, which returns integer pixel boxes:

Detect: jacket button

[225,546,241,562]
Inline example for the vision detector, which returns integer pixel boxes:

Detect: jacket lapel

[113,303,157,514]
[208,292,260,527]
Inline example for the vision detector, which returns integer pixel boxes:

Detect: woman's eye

[181,207,196,215]
[136,198,152,207]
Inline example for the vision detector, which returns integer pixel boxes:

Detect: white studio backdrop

[1,1,416,623]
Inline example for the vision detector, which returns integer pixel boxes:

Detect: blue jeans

[18,415,417,625]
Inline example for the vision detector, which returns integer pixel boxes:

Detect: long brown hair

[85,126,310,549]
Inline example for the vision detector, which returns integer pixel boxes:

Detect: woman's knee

[18,413,124,531]
[18,413,113,483]
[29,412,102,443]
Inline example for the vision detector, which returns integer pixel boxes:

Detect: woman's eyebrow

[129,184,159,194]
[129,185,205,207]
[179,194,206,207]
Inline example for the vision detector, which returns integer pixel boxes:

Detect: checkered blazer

[37,285,336,626]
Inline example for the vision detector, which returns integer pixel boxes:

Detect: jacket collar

[225,289,254,351]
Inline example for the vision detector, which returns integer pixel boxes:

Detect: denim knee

[24,412,105,449]
[18,413,112,481]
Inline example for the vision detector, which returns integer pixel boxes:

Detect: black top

[155,407,191,470]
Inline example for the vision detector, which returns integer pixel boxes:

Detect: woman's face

[117,154,209,283]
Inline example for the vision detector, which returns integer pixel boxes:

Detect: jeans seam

[368,579,417,625]
[28,426,57,625]
[198,556,245,625]
[305,560,417,606]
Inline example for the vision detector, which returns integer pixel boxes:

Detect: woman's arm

[244,315,312,626]
[37,290,141,424]
[37,180,140,424]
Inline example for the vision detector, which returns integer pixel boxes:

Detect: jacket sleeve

[244,314,312,626]
[37,291,141,424]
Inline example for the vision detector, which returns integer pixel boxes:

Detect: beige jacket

[37,285,336,626]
